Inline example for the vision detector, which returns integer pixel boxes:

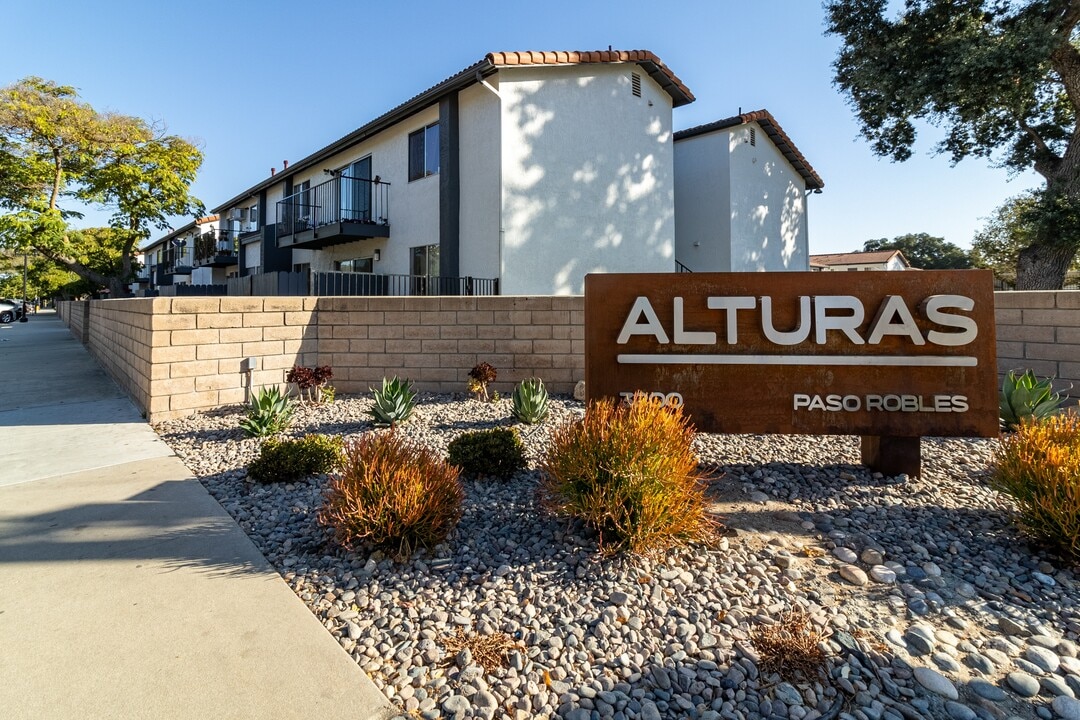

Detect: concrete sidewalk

[0,314,394,720]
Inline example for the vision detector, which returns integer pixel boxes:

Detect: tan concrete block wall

[63,301,89,344]
[88,299,156,414]
[70,291,1074,420]
[995,290,1080,398]
[74,295,583,422]
[312,296,584,396]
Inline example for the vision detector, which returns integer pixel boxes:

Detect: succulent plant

[468,362,498,401]
[239,386,294,437]
[369,376,417,427]
[286,364,334,402]
[1000,369,1068,431]
[512,377,549,424]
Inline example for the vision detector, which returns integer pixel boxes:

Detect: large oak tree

[0,77,203,297]
[826,0,1080,289]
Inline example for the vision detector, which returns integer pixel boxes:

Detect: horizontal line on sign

[616,354,978,367]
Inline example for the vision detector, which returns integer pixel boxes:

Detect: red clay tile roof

[213,50,694,213]
[674,110,824,190]
[486,50,694,107]
[809,250,910,267]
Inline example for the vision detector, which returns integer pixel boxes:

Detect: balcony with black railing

[194,229,240,267]
[162,244,193,275]
[310,271,498,297]
[276,175,390,249]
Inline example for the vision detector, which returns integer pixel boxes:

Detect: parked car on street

[0,299,25,324]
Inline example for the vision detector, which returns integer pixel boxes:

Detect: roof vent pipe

[271,168,276,176]
[283,159,289,169]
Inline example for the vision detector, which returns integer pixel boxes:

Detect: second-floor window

[248,204,259,231]
[408,123,440,181]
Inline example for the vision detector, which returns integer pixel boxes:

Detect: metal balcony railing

[194,229,240,265]
[276,175,390,238]
[162,245,193,273]
[311,271,498,297]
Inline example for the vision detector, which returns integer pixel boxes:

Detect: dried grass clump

[317,432,463,558]
[994,412,1080,559]
[441,627,522,673]
[540,394,716,555]
[751,607,830,681]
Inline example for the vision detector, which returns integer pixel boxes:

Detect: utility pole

[19,253,28,323]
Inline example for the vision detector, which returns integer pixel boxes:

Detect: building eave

[213,49,693,214]
[674,109,824,190]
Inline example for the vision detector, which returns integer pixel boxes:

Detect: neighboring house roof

[487,50,694,106]
[674,110,824,190]
[212,49,693,214]
[809,250,911,268]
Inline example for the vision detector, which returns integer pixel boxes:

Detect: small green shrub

[1001,369,1068,431]
[248,434,344,483]
[994,412,1080,559]
[318,432,464,558]
[540,393,716,555]
[512,377,549,424]
[447,427,527,480]
[468,362,498,401]
[239,386,294,437]
[369,376,417,427]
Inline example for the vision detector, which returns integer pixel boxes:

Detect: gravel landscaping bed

[155,394,1080,720]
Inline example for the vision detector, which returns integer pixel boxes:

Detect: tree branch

[1019,116,1060,178]
[50,147,62,211]
[1060,0,1080,37]
[32,238,110,288]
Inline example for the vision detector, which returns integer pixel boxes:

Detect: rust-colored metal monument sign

[585,271,998,473]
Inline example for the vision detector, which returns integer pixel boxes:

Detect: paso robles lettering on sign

[792,394,969,413]
[584,271,998,439]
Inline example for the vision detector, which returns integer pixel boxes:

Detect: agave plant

[1000,369,1068,431]
[239,386,294,437]
[512,377,549,424]
[369,376,417,427]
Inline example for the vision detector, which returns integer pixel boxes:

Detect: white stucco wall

[819,258,907,271]
[673,132,731,271]
[281,106,441,278]
[727,124,808,272]
[458,81,501,282]
[498,64,675,295]
[190,267,214,285]
[674,123,810,273]
[245,241,261,271]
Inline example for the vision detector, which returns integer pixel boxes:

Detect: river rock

[913,667,958,700]
[1007,671,1040,698]
[840,565,868,586]
[1054,696,1080,720]
[1028,646,1062,673]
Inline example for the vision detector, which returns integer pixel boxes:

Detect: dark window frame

[408,123,440,181]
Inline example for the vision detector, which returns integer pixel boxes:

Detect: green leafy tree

[0,226,135,300]
[0,251,74,300]
[972,192,1080,284]
[863,233,973,269]
[826,0,1080,289]
[0,77,203,297]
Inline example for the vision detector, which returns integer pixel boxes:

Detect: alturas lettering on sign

[584,271,998,439]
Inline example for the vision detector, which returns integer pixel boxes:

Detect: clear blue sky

[1,0,1040,255]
